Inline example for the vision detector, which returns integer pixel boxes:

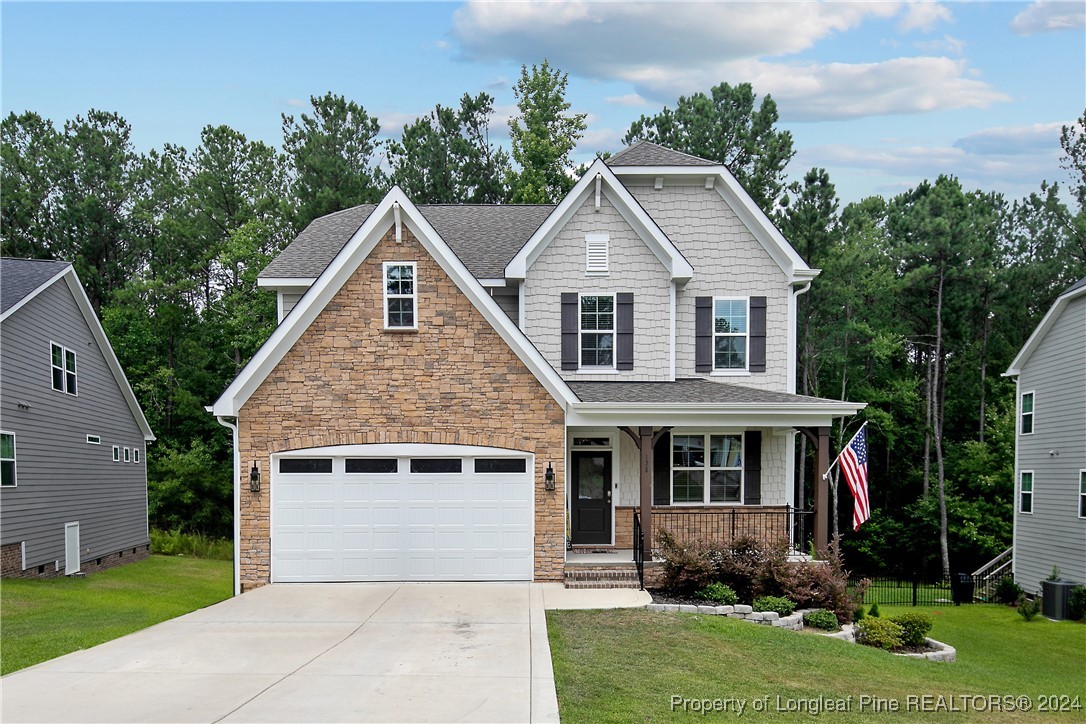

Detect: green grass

[1,555,232,674]
[150,527,233,560]
[548,604,1085,722]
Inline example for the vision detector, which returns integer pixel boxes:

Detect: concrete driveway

[1,583,570,723]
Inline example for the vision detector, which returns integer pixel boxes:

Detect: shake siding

[1014,295,1086,593]
[522,193,672,381]
[626,182,790,391]
[0,281,149,570]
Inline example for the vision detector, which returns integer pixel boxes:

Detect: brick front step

[564,567,642,589]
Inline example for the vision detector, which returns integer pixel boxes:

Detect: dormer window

[585,234,609,275]
[383,262,417,329]
[580,295,614,367]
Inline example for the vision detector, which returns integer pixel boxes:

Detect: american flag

[839,425,871,531]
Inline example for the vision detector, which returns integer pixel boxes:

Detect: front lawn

[1,555,232,675]
[548,604,1084,722]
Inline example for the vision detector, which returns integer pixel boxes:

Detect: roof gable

[607,140,717,167]
[1,258,72,315]
[1005,278,1086,376]
[1,261,155,441]
[214,188,577,416]
[504,158,694,282]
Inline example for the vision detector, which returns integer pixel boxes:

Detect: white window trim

[1019,470,1034,515]
[670,432,744,506]
[49,341,78,396]
[712,297,750,373]
[1079,470,1085,520]
[578,293,616,370]
[124,447,131,463]
[585,233,609,276]
[113,445,120,463]
[86,435,101,445]
[134,447,141,464]
[382,261,418,330]
[1,431,16,488]
[1020,390,1034,435]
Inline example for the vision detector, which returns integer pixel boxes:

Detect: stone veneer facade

[236,226,567,591]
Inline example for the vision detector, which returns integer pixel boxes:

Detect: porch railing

[632,511,645,590]
[653,506,814,554]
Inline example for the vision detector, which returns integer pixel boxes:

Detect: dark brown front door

[571,451,612,545]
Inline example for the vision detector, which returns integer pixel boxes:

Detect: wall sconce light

[544,463,555,491]
[249,463,261,493]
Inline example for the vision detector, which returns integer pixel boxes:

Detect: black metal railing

[653,506,814,554]
[633,511,645,590]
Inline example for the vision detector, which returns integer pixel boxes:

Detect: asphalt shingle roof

[259,204,555,281]
[1,258,71,314]
[1064,276,1086,295]
[567,379,844,405]
[606,140,718,167]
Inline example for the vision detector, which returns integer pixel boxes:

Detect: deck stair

[972,547,1013,602]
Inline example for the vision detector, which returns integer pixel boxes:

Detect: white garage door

[271,445,534,582]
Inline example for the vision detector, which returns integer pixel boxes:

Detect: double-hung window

[713,298,748,370]
[1019,471,1033,514]
[1,432,16,487]
[671,433,743,504]
[1020,392,1034,435]
[580,295,614,367]
[383,262,417,329]
[51,343,77,395]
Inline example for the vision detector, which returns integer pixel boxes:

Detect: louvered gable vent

[585,234,609,274]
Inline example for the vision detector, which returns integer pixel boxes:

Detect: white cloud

[452,1,1006,121]
[897,1,952,33]
[284,98,307,109]
[953,122,1068,155]
[377,111,425,135]
[914,34,965,56]
[434,39,451,50]
[1010,0,1086,35]
[605,93,650,107]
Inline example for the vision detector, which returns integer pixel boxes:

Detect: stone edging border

[643,604,956,662]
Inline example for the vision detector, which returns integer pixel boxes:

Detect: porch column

[814,426,831,554]
[639,426,653,559]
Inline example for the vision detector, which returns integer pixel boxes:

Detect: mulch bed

[648,589,730,607]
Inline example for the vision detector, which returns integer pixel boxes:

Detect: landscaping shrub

[753,595,796,616]
[776,541,867,624]
[150,528,233,560]
[695,582,737,605]
[889,612,933,647]
[802,609,839,631]
[995,576,1023,605]
[869,602,881,618]
[1017,594,1041,622]
[710,535,787,602]
[855,617,904,651]
[657,531,716,595]
[853,606,866,622]
[1069,586,1086,621]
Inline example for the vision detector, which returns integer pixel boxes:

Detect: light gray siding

[491,290,519,323]
[626,181,792,392]
[522,192,672,381]
[279,291,304,322]
[0,280,149,571]
[1013,295,1086,593]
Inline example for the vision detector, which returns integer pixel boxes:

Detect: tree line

[3,61,1083,578]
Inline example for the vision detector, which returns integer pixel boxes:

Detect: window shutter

[653,434,671,505]
[695,297,713,373]
[616,292,634,371]
[744,430,762,505]
[561,293,579,370]
[749,296,767,373]
[585,234,609,273]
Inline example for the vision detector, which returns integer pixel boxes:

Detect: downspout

[789,281,812,395]
[214,413,241,596]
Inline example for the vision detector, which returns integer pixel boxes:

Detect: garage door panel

[272,451,533,582]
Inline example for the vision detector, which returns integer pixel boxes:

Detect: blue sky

[3,1,1083,204]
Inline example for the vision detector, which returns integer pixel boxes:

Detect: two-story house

[1,258,155,578]
[1004,277,1086,594]
[211,141,863,593]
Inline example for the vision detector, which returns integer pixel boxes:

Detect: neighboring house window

[580,295,614,367]
[124,447,131,463]
[134,447,140,464]
[113,445,120,462]
[1020,391,1034,434]
[1079,470,1086,519]
[86,435,101,445]
[671,433,743,504]
[50,343,78,395]
[383,262,417,329]
[1019,471,1033,514]
[585,234,609,275]
[713,298,748,370]
[1,432,15,487]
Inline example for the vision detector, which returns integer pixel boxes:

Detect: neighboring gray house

[1004,277,1086,594]
[0,258,154,578]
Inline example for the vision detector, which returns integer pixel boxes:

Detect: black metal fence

[633,511,645,590]
[857,572,1007,607]
[653,507,814,554]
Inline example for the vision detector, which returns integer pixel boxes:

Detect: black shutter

[616,292,633,370]
[653,434,671,505]
[749,296,767,373]
[561,293,578,370]
[695,296,713,373]
[744,430,762,505]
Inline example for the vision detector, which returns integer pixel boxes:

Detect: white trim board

[1004,282,1086,376]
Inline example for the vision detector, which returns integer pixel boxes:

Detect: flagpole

[822,420,868,480]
